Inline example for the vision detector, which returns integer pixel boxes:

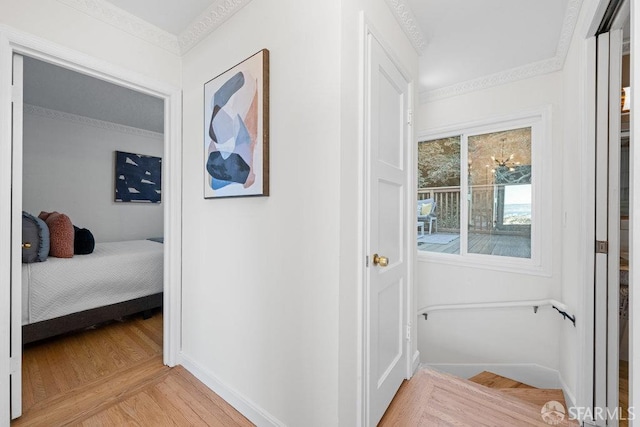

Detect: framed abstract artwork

[204,49,270,198]
[114,151,162,203]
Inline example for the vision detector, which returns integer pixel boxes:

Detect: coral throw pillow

[39,211,74,258]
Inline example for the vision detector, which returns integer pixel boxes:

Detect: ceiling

[24,57,164,133]
[99,0,581,101]
[406,0,572,98]
[107,0,213,35]
[23,0,582,129]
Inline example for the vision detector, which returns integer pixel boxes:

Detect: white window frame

[417,106,552,276]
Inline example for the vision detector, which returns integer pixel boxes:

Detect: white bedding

[22,239,163,325]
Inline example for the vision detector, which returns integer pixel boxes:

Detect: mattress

[22,239,163,324]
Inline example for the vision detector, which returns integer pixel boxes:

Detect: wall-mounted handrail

[419,299,575,326]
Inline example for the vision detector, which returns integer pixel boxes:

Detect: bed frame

[22,292,163,344]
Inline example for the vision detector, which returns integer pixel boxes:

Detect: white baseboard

[558,374,576,409]
[412,351,421,375]
[421,362,562,390]
[179,352,286,427]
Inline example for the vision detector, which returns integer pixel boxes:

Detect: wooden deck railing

[418,186,460,230]
[418,185,496,232]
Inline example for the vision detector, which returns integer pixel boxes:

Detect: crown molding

[421,57,564,103]
[385,0,427,54]
[56,0,180,55]
[420,0,582,103]
[555,0,582,63]
[24,104,164,139]
[178,0,253,54]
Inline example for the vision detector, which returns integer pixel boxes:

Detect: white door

[10,52,23,420]
[365,33,410,426]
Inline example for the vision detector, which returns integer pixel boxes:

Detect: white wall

[1,0,181,87]
[22,107,164,243]
[416,72,566,377]
[558,9,587,405]
[180,0,342,425]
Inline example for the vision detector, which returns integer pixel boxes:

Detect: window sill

[417,250,552,277]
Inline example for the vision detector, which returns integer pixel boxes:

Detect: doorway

[362,24,415,425]
[16,53,166,420]
[592,1,631,425]
[0,29,182,422]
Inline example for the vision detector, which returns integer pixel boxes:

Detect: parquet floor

[13,311,253,426]
[379,369,577,426]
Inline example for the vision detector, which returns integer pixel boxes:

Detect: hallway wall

[1,0,181,86]
[416,71,565,378]
[180,0,342,425]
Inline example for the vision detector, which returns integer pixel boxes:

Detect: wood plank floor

[13,311,253,427]
[379,369,577,426]
[469,371,534,389]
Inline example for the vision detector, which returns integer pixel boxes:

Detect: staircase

[379,369,579,426]
[470,371,576,424]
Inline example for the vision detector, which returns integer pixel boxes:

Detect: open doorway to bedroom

[16,55,166,422]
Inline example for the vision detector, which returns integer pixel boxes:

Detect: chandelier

[490,139,519,172]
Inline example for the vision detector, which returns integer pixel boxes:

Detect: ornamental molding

[56,0,180,54]
[420,0,583,103]
[178,0,253,54]
[554,0,583,65]
[24,104,164,139]
[384,0,427,53]
[56,0,255,55]
[420,57,564,103]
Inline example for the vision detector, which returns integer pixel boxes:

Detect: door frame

[594,26,624,425]
[0,25,182,421]
[579,0,636,423]
[358,14,417,426]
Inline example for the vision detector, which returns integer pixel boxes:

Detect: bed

[21,239,163,344]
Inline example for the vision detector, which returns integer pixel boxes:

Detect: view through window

[418,127,532,259]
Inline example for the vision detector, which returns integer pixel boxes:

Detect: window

[417,110,550,274]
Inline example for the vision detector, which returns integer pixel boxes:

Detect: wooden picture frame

[203,49,270,198]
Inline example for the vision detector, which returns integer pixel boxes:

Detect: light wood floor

[621,360,629,427]
[13,311,253,426]
[379,369,577,426]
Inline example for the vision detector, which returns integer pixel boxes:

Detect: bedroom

[18,54,166,406]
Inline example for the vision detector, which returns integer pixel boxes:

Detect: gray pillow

[22,211,50,263]
[22,216,39,263]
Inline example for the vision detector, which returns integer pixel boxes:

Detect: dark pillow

[39,211,74,258]
[22,211,50,263]
[22,216,39,263]
[74,226,95,255]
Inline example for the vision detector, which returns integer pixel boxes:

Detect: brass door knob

[373,254,389,267]
[22,243,31,249]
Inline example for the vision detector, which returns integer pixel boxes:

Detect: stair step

[467,371,578,426]
[469,371,535,389]
[380,368,577,426]
[499,388,566,408]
